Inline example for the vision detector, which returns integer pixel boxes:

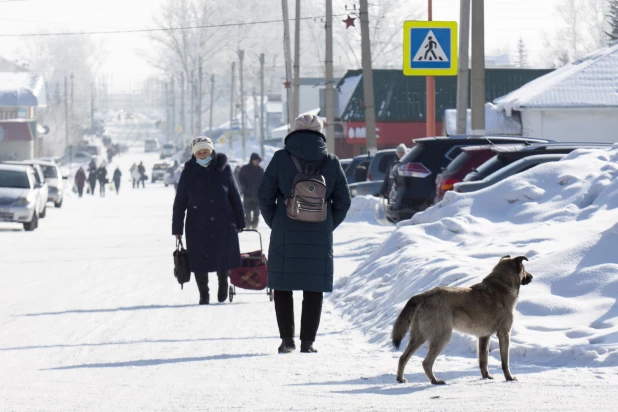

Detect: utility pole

[165,82,170,141]
[253,87,258,143]
[90,81,95,131]
[190,71,195,139]
[359,0,377,155]
[426,0,436,137]
[171,75,177,145]
[471,0,485,135]
[259,53,265,158]
[325,0,335,153]
[209,74,215,137]
[456,0,471,135]
[293,0,301,121]
[197,63,203,136]
[281,0,293,129]
[180,72,186,145]
[239,50,246,161]
[64,76,71,169]
[229,62,236,151]
[70,74,74,114]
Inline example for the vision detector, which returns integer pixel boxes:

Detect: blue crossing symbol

[410,28,452,69]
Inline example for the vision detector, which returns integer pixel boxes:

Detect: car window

[0,170,30,189]
[444,152,471,173]
[31,167,42,184]
[400,144,425,163]
[474,155,509,178]
[445,146,463,161]
[41,165,58,179]
[377,154,396,173]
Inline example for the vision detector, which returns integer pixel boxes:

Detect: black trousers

[195,271,229,289]
[114,179,121,194]
[77,185,84,197]
[274,290,323,342]
[243,197,260,229]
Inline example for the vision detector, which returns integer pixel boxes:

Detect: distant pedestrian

[97,165,108,197]
[380,143,407,200]
[88,169,97,196]
[173,165,183,191]
[258,114,351,354]
[172,137,246,305]
[137,162,146,188]
[238,153,265,230]
[113,167,122,194]
[75,167,87,197]
[130,163,139,188]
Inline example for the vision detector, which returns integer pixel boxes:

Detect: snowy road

[1,135,617,411]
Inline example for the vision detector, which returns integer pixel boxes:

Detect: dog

[391,255,533,385]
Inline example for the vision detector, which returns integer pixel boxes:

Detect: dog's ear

[513,256,528,271]
[500,255,511,260]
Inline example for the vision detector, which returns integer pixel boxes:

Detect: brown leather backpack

[285,153,328,223]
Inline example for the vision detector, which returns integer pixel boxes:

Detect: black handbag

[173,239,191,289]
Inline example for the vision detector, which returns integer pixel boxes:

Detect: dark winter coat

[258,130,351,293]
[113,169,122,182]
[97,167,108,184]
[172,153,246,274]
[238,154,265,199]
[75,168,87,187]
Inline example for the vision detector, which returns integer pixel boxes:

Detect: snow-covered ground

[1,123,617,411]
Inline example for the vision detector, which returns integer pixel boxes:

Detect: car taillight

[398,162,431,178]
[367,173,372,181]
[440,178,459,191]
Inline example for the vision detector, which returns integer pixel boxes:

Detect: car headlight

[13,196,32,206]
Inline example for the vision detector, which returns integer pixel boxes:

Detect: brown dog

[392,255,533,384]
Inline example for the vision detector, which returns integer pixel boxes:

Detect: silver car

[0,164,40,231]
[34,160,65,207]
[3,161,49,218]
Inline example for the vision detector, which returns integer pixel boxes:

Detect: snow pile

[332,146,618,366]
[344,195,384,224]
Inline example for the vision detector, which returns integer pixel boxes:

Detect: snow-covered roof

[495,43,618,115]
[0,72,47,108]
[337,74,361,117]
[444,103,522,136]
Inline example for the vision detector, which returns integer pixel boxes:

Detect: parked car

[462,142,613,183]
[348,149,397,198]
[145,138,160,153]
[434,145,499,203]
[160,143,176,159]
[339,158,352,172]
[386,136,551,222]
[0,164,41,231]
[344,154,373,184]
[454,154,566,193]
[3,161,49,218]
[34,160,66,208]
[152,161,172,183]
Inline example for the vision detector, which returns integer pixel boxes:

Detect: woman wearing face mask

[172,137,246,304]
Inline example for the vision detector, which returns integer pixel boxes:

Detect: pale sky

[0,0,563,88]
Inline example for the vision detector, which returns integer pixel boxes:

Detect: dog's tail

[392,296,419,350]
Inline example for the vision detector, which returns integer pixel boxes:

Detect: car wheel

[24,213,38,231]
[55,199,63,208]
[40,206,47,218]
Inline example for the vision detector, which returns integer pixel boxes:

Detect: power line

[0,0,27,3]
[0,14,348,37]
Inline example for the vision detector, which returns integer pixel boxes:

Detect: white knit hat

[191,137,214,155]
[293,114,323,133]
[396,143,408,154]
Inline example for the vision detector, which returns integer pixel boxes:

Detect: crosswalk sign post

[403,20,458,138]
[403,21,458,76]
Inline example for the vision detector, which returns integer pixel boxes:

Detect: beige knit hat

[191,136,214,155]
[293,114,323,133]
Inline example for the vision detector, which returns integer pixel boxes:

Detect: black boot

[300,341,317,353]
[278,338,296,354]
[195,273,209,305]
[217,271,229,303]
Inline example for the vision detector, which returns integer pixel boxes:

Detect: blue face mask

[196,156,212,167]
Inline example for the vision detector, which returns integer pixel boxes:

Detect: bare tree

[516,37,529,68]
[607,0,618,43]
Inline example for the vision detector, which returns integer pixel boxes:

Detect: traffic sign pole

[426,0,435,137]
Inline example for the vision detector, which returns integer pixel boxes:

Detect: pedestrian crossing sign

[403,21,458,76]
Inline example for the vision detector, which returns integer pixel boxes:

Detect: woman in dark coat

[258,114,351,354]
[74,167,87,197]
[97,165,108,197]
[113,167,122,195]
[173,137,246,304]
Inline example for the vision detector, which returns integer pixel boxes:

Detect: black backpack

[173,240,191,289]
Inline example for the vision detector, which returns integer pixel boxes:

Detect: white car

[34,160,65,208]
[160,143,176,159]
[145,138,160,153]
[4,161,49,218]
[0,164,40,231]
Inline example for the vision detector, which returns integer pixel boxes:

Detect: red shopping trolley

[228,229,272,302]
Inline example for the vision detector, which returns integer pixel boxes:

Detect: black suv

[386,136,551,222]
[463,142,613,182]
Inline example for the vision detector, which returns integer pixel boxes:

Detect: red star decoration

[343,15,356,29]
[283,81,291,89]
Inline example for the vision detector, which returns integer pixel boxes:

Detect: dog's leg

[478,336,493,379]
[422,332,451,385]
[396,334,425,384]
[497,331,517,381]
